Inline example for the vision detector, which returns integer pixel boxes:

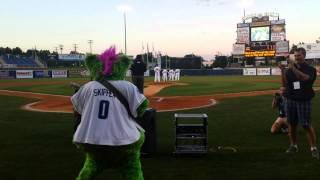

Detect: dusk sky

[1,0,320,59]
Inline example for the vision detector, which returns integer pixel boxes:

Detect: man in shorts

[284,47,319,159]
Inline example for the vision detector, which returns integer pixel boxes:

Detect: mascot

[71,46,148,180]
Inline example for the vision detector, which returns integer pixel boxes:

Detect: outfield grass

[1,76,320,179]
[1,76,283,96]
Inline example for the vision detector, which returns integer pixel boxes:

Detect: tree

[5,47,12,54]
[12,47,23,55]
[0,47,5,55]
[213,55,228,68]
[38,50,51,60]
[25,49,39,57]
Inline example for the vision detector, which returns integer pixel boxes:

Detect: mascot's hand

[137,99,149,118]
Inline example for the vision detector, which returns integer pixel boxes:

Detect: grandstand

[0,54,45,68]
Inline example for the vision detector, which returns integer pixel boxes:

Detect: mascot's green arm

[137,99,149,117]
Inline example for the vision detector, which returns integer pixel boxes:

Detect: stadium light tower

[117,4,132,55]
[59,44,63,54]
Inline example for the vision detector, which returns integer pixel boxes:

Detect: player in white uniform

[154,66,161,83]
[175,69,180,81]
[169,69,174,81]
[162,69,168,82]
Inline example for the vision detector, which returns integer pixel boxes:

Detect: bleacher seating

[2,55,39,68]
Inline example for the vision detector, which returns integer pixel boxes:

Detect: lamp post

[124,12,127,55]
[118,4,132,55]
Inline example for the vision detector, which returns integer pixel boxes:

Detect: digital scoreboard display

[250,26,270,41]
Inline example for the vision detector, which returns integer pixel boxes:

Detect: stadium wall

[0,67,306,79]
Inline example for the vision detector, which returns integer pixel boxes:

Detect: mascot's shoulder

[109,80,136,88]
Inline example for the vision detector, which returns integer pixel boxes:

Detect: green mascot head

[84,46,149,117]
[85,46,130,81]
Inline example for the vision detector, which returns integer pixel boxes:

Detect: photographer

[271,87,288,134]
[282,48,319,159]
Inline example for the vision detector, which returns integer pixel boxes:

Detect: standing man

[283,47,319,159]
[175,69,180,81]
[169,69,174,81]
[162,69,168,82]
[154,65,161,83]
[130,55,147,94]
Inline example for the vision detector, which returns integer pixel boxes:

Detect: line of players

[154,66,180,82]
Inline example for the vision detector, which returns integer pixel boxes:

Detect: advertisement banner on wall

[271,19,285,25]
[33,70,50,78]
[16,70,33,79]
[237,27,250,44]
[232,44,245,55]
[251,21,271,27]
[0,70,14,79]
[276,41,289,56]
[298,43,320,59]
[237,23,250,28]
[58,54,85,61]
[271,24,286,41]
[271,68,282,75]
[68,69,87,78]
[243,68,257,76]
[52,70,68,78]
[33,70,45,78]
[257,68,271,76]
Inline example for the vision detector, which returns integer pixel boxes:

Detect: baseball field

[1,76,320,179]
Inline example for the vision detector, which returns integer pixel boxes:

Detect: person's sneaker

[311,149,319,160]
[286,145,298,153]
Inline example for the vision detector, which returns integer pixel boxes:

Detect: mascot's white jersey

[71,81,146,146]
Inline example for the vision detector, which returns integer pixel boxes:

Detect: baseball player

[154,65,161,83]
[169,69,174,81]
[162,69,168,82]
[175,69,180,81]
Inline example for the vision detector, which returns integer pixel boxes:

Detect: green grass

[1,76,281,96]
[157,76,320,96]
[2,76,319,97]
[1,93,320,179]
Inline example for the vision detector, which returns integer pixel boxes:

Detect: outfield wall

[0,67,305,79]
[0,69,69,79]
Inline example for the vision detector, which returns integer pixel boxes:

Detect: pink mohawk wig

[98,46,118,75]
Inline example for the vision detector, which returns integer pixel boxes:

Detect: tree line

[0,47,58,61]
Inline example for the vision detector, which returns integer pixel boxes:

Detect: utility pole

[73,44,78,53]
[146,43,149,68]
[88,40,93,54]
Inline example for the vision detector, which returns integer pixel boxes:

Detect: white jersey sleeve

[71,85,88,114]
[112,81,146,118]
